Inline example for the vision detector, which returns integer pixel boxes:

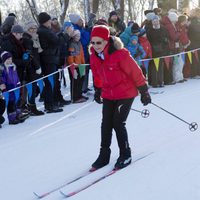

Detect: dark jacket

[0,33,27,81]
[188,17,200,50]
[37,25,59,66]
[146,25,170,57]
[22,32,41,81]
[57,32,70,67]
[108,18,126,37]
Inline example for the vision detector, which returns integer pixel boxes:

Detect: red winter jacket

[139,36,152,58]
[162,16,180,51]
[90,37,146,100]
[175,22,190,47]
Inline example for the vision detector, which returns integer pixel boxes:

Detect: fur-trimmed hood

[89,36,124,55]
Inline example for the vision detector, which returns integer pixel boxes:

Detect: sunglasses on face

[91,40,103,45]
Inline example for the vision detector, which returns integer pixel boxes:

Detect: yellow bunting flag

[187,52,192,64]
[153,58,160,71]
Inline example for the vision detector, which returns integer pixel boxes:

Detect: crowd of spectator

[0,7,200,128]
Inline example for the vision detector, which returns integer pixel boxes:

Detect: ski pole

[151,102,198,132]
[131,108,150,118]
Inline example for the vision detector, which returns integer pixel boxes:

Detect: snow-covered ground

[1,76,200,200]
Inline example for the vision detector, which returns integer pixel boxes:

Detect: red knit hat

[91,25,110,41]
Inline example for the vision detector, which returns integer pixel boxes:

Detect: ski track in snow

[1,79,200,200]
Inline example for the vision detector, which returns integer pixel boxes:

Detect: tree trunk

[59,0,69,26]
[110,0,124,20]
[25,0,39,24]
[157,0,177,14]
[178,0,189,12]
[148,0,155,10]
[119,0,124,21]
[92,0,99,14]
[84,0,90,23]
[127,0,132,20]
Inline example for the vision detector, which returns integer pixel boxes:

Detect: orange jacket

[67,42,85,65]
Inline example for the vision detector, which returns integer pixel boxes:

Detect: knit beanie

[3,16,15,26]
[11,24,24,33]
[168,12,178,22]
[8,13,17,18]
[38,12,51,24]
[95,18,108,26]
[91,25,110,41]
[131,23,140,34]
[1,51,12,63]
[130,35,138,42]
[146,12,156,21]
[69,13,81,24]
[144,10,154,16]
[109,11,118,18]
[25,21,37,31]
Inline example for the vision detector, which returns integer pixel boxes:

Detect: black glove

[94,87,102,104]
[138,84,151,106]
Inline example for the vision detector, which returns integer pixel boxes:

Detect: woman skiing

[90,25,151,170]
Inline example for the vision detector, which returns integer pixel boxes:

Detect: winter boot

[0,115,5,125]
[8,112,20,125]
[114,148,132,169]
[57,99,71,107]
[29,104,44,116]
[16,109,29,122]
[91,148,111,171]
[45,105,63,113]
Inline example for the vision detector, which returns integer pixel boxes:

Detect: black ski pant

[101,98,134,154]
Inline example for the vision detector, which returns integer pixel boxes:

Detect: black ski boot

[29,104,44,116]
[91,148,111,171]
[114,148,132,169]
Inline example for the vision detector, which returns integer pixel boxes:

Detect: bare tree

[59,0,69,25]
[127,0,133,20]
[92,0,100,14]
[83,0,90,23]
[110,0,125,20]
[148,0,155,10]
[25,0,39,23]
[178,0,189,12]
[157,0,177,14]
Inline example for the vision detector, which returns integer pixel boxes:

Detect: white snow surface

[1,77,200,200]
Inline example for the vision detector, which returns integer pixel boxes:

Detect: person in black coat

[108,11,126,37]
[22,21,44,116]
[146,15,171,87]
[37,12,63,113]
[55,24,72,106]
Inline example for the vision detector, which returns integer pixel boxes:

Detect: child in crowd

[64,23,87,103]
[127,35,146,73]
[0,51,28,124]
[138,28,152,77]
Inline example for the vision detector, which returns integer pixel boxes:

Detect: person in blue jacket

[127,35,146,66]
